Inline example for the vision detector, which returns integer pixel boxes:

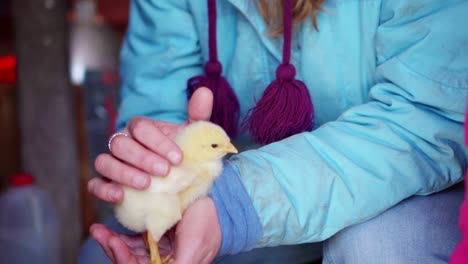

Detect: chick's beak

[225,142,238,154]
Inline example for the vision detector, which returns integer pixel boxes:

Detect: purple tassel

[243,64,314,144]
[187,61,240,138]
[242,0,315,145]
[187,0,240,138]
[190,0,314,144]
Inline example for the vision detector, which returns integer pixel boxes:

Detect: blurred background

[0,0,129,262]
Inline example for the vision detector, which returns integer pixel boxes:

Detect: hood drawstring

[187,0,240,138]
[188,0,314,144]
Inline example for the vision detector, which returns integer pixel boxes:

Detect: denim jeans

[323,184,463,264]
[78,184,463,264]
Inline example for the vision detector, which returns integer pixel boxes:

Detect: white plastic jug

[0,173,60,264]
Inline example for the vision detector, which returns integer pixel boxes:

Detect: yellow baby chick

[114,121,238,264]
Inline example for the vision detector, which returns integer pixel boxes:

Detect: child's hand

[91,197,222,264]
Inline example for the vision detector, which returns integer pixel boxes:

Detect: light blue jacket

[117,0,468,251]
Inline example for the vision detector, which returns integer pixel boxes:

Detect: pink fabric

[449,113,468,263]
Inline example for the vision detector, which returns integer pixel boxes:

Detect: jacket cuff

[209,162,263,256]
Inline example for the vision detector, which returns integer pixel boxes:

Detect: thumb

[172,198,220,264]
[108,237,139,264]
[187,87,213,123]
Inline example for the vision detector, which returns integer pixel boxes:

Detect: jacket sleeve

[227,0,468,247]
[116,0,203,130]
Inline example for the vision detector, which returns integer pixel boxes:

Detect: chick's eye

[211,144,218,148]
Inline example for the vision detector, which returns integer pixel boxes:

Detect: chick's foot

[162,255,174,264]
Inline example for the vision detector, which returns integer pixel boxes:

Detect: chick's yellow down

[114,121,237,264]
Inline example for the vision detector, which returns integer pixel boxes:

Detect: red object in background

[68,0,129,33]
[102,71,119,136]
[105,93,118,136]
[0,55,16,85]
[9,173,35,187]
[96,0,129,28]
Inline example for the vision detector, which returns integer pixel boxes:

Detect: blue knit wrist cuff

[209,162,263,257]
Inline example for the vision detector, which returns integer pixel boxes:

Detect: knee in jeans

[323,224,409,264]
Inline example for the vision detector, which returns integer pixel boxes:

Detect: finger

[109,135,170,176]
[158,235,174,257]
[188,87,213,123]
[129,247,149,257]
[127,117,182,165]
[90,224,116,262]
[118,234,148,249]
[94,154,150,190]
[87,177,124,203]
[109,236,139,264]
[159,246,172,258]
[136,255,151,264]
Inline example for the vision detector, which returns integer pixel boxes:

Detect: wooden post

[13,0,81,263]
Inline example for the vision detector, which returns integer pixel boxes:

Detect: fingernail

[168,151,181,164]
[153,163,168,175]
[108,189,121,201]
[133,175,148,189]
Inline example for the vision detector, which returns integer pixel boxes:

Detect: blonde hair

[258,0,325,36]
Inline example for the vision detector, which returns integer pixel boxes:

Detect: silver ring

[108,132,130,152]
